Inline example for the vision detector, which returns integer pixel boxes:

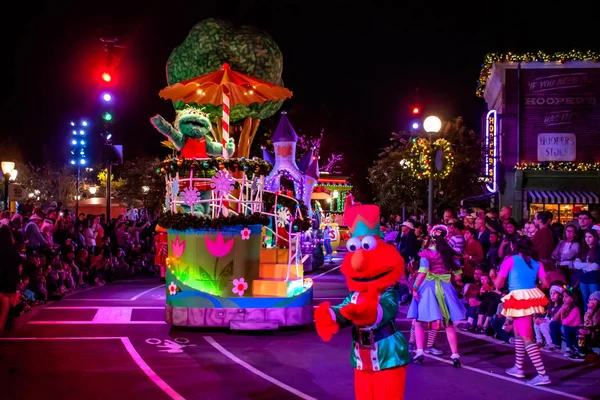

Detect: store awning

[526,190,600,204]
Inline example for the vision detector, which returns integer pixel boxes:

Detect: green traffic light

[103,112,113,121]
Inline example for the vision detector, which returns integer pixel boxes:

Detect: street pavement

[1,265,599,400]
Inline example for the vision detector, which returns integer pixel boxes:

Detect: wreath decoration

[408,137,454,179]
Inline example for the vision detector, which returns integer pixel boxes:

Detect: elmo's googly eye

[346,237,361,252]
[361,235,377,251]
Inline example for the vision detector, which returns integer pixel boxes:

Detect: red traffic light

[412,107,420,114]
[101,72,112,82]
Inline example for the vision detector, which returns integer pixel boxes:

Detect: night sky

[2,2,597,199]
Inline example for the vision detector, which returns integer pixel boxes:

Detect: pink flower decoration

[171,235,186,258]
[240,227,251,240]
[232,278,248,297]
[205,233,234,257]
[168,282,178,295]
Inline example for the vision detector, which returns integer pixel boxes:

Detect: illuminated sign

[485,110,498,193]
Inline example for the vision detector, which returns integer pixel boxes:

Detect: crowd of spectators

[0,203,160,331]
[383,206,600,361]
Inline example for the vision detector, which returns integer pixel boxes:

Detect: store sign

[537,133,576,161]
[484,110,497,193]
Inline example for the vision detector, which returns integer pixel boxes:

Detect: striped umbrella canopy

[158,63,292,107]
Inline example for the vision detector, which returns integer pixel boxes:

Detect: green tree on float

[166,18,286,158]
[368,117,482,217]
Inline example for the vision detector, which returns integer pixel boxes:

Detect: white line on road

[46,306,164,309]
[423,353,590,400]
[204,336,317,400]
[130,285,164,301]
[311,265,341,278]
[0,337,185,400]
[27,320,167,325]
[120,337,185,400]
[92,307,133,323]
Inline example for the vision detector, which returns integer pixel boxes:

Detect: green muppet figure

[151,107,235,214]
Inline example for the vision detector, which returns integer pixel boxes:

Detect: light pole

[70,120,88,219]
[1,162,15,210]
[423,116,442,226]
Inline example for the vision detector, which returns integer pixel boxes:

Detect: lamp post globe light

[423,116,441,226]
[1,161,15,210]
[423,116,442,134]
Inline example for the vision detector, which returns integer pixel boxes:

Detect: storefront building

[479,52,600,223]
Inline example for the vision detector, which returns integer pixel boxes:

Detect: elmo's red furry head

[340,205,404,293]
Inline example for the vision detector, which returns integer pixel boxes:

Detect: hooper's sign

[485,110,497,193]
[537,133,576,161]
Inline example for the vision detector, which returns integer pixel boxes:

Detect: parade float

[151,19,314,330]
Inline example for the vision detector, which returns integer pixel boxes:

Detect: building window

[529,204,588,225]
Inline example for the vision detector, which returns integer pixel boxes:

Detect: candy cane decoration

[222,86,230,159]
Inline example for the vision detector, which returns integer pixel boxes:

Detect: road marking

[0,337,185,400]
[121,337,185,400]
[27,320,167,325]
[47,306,164,309]
[28,306,166,325]
[130,285,164,301]
[311,265,341,278]
[92,307,133,323]
[204,336,317,400]
[423,353,591,400]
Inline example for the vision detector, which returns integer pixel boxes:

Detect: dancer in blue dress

[408,224,466,367]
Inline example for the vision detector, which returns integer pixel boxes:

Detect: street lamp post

[1,162,15,210]
[423,116,442,226]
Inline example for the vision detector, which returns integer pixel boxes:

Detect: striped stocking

[427,330,438,348]
[409,325,415,344]
[525,342,546,376]
[514,338,525,370]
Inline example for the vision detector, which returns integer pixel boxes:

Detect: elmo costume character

[315,205,410,400]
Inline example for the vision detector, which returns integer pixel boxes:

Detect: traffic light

[412,106,421,115]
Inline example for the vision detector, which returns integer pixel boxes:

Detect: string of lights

[476,50,599,97]
[515,162,600,172]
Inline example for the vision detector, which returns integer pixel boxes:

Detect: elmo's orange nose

[351,250,367,271]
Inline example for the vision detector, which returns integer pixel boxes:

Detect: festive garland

[515,162,600,172]
[156,157,273,179]
[408,138,454,179]
[476,50,599,97]
[158,211,270,231]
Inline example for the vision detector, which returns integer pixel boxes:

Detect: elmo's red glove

[340,298,379,326]
[315,302,339,342]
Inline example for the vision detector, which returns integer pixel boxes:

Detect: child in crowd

[473,273,502,334]
[550,288,582,357]
[571,291,600,360]
[534,284,563,351]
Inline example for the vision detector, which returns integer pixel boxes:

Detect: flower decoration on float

[232,277,248,297]
[240,227,251,240]
[515,162,600,172]
[476,50,599,97]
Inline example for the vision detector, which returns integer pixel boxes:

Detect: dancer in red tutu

[491,237,550,386]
